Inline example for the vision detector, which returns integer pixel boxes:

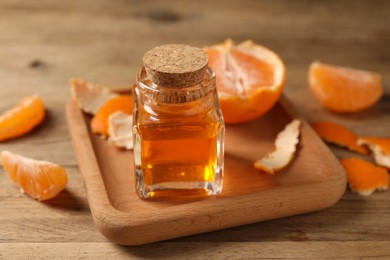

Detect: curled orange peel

[70,79,118,115]
[358,137,390,169]
[311,121,368,155]
[108,111,133,150]
[90,95,133,136]
[254,119,301,174]
[340,157,389,196]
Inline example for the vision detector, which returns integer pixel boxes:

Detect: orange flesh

[0,151,68,201]
[0,95,45,141]
[204,39,285,124]
[309,62,383,112]
[212,48,275,96]
[91,95,133,136]
[312,121,368,155]
[340,158,389,195]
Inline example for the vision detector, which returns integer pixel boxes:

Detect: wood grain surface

[0,0,389,258]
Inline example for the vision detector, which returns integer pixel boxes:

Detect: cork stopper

[143,44,209,88]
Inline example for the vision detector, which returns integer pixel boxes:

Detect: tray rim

[66,95,347,245]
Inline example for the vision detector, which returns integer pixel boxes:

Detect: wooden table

[1,0,389,258]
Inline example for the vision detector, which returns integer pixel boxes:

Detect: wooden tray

[66,95,346,245]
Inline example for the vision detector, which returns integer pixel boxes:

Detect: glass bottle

[133,44,225,199]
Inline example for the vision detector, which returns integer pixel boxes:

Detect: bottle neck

[135,67,217,117]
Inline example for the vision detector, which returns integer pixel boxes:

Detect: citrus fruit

[312,121,369,155]
[204,39,286,124]
[0,95,45,142]
[340,157,389,196]
[91,95,133,136]
[309,62,383,112]
[254,119,301,174]
[0,151,68,201]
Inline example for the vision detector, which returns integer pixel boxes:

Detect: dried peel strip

[340,157,389,196]
[108,111,133,150]
[70,79,118,115]
[254,119,301,174]
[311,121,368,155]
[358,137,390,169]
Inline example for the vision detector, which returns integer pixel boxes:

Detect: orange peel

[254,119,301,174]
[108,111,133,150]
[91,95,133,136]
[0,95,45,142]
[311,121,368,155]
[70,79,118,115]
[358,137,390,169]
[1,151,68,201]
[340,157,389,196]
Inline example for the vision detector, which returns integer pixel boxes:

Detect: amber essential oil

[133,44,224,199]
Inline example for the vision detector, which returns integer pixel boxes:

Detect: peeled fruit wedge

[1,151,68,201]
[108,111,133,150]
[309,62,383,113]
[254,119,301,174]
[340,158,389,196]
[91,95,133,136]
[70,79,118,115]
[312,121,368,155]
[0,95,45,142]
[204,39,286,124]
[358,137,390,169]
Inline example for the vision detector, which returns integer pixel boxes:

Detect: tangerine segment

[0,151,68,201]
[204,39,286,124]
[254,119,301,174]
[0,95,45,142]
[340,158,389,196]
[358,137,390,169]
[70,79,118,115]
[91,95,133,136]
[309,62,383,113]
[108,111,133,150]
[312,121,368,155]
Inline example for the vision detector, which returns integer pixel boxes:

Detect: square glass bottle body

[133,68,224,199]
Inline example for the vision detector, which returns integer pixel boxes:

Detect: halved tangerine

[204,39,286,124]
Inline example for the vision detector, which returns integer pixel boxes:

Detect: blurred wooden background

[0,0,389,258]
